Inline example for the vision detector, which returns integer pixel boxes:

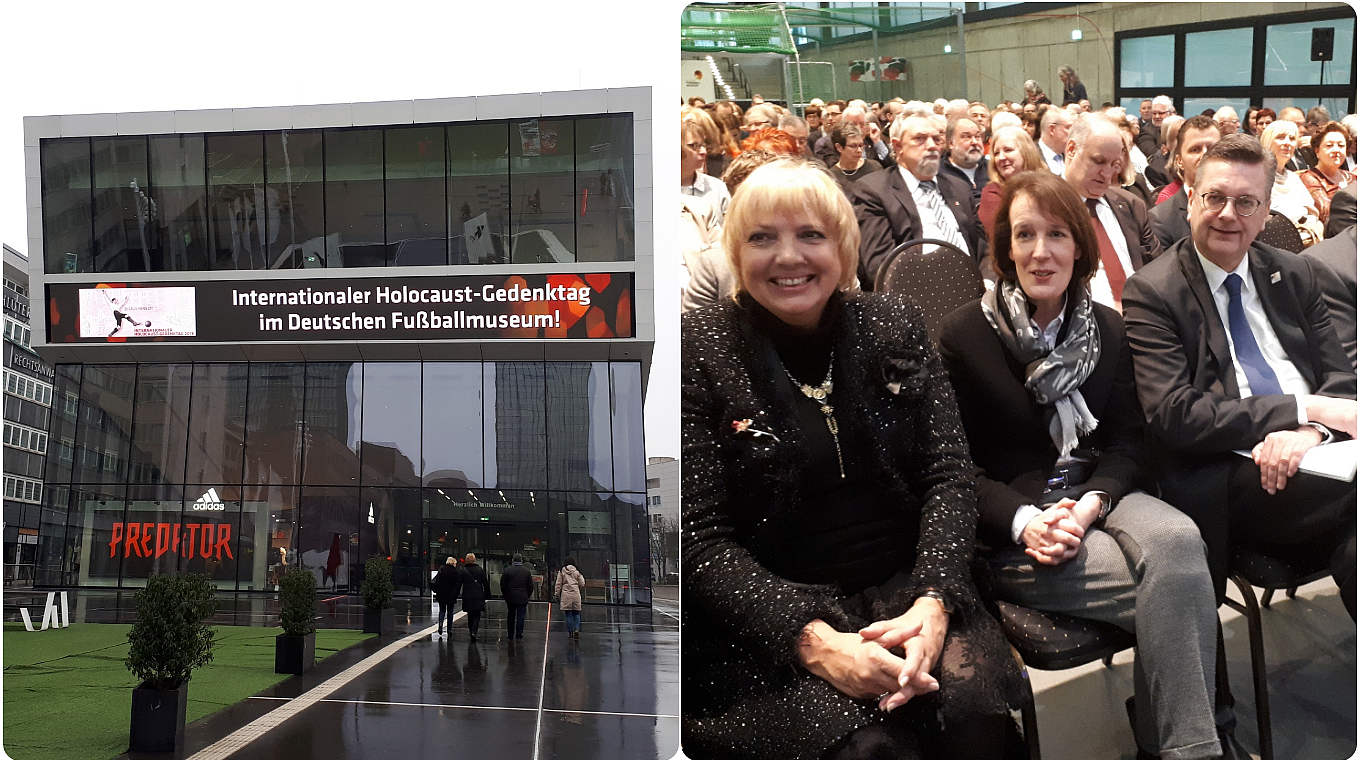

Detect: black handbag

[1039,449,1097,507]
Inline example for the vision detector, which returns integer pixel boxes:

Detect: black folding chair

[873,238,984,344]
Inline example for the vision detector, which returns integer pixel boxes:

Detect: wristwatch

[1088,490,1113,521]
[918,588,955,615]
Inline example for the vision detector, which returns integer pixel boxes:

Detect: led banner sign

[47,272,634,344]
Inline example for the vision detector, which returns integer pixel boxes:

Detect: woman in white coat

[554,558,586,639]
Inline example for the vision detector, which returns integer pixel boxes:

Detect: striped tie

[918,180,969,255]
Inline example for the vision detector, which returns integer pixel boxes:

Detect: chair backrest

[874,238,984,342]
[1256,210,1305,253]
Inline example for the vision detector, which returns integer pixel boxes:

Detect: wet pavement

[4,589,679,760]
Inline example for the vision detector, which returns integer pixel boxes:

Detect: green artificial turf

[2,623,374,760]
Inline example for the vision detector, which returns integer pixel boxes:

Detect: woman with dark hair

[682,158,1021,760]
[1252,107,1276,136]
[1299,120,1356,224]
[937,171,1224,760]
[1057,65,1087,106]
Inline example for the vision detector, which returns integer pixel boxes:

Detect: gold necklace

[782,354,846,479]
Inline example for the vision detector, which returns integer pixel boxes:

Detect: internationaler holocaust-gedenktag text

[231,283,593,307]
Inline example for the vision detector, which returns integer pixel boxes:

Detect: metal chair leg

[1009,646,1042,760]
[1260,587,1276,609]
[1102,653,1115,668]
[1286,586,1298,600]
[1229,574,1274,760]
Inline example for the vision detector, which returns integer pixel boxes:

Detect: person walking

[460,552,489,641]
[554,558,586,639]
[500,553,533,640]
[431,556,462,639]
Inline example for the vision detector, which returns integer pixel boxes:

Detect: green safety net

[681,3,908,55]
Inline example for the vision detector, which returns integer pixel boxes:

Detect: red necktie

[1086,198,1126,307]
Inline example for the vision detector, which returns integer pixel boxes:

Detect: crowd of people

[680,67,1356,760]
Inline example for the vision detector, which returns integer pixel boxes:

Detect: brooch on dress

[881,355,929,397]
[731,418,781,442]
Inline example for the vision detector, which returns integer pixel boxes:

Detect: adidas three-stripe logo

[191,488,226,511]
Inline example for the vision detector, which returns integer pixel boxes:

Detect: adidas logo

[190,488,226,511]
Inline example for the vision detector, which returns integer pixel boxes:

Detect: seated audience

[1149,115,1221,249]
[1261,120,1325,245]
[979,125,1044,240]
[1299,121,1356,225]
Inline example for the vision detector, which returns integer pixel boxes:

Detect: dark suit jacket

[1135,119,1160,159]
[1148,187,1189,250]
[1326,182,1357,238]
[938,301,1148,549]
[1303,225,1358,369]
[850,165,984,286]
[1144,150,1171,189]
[1123,238,1356,459]
[1099,186,1163,269]
[939,155,991,205]
[499,562,534,606]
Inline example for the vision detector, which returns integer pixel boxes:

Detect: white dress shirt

[897,165,970,256]
[1040,141,1065,175]
[1195,248,1312,424]
[1086,196,1136,311]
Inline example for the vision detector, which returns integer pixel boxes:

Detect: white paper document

[1233,439,1358,482]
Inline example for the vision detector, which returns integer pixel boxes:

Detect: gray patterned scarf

[980,281,1101,458]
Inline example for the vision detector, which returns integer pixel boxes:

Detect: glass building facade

[36,360,649,603]
[41,115,635,275]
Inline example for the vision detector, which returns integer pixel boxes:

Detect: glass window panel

[385,127,446,266]
[613,491,650,605]
[1120,35,1175,89]
[42,138,93,274]
[1265,19,1355,86]
[91,136,151,273]
[422,362,483,488]
[148,134,209,271]
[547,362,613,491]
[185,364,249,484]
[448,123,510,264]
[207,133,267,271]
[247,484,297,591]
[118,485,187,586]
[244,363,304,485]
[69,484,124,587]
[128,364,192,485]
[360,487,422,593]
[46,365,81,485]
[302,363,363,486]
[1263,97,1351,123]
[575,115,634,262]
[360,363,421,486]
[35,487,71,586]
[1185,29,1253,87]
[72,364,136,484]
[324,129,385,268]
[610,363,646,492]
[265,131,326,270]
[510,118,576,263]
[552,490,611,603]
[483,362,546,490]
[299,486,359,592]
[177,484,242,590]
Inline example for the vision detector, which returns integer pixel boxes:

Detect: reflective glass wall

[36,360,649,603]
[40,114,635,274]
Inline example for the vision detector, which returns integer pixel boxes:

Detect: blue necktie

[1224,273,1283,396]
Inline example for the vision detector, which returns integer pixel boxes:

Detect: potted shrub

[361,555,395,635]
[125,573,217,753]
[275,568,316,674]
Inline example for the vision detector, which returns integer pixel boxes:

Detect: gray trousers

[988,492,1220,760]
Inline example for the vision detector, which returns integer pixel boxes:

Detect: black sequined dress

[681,292,1021,759]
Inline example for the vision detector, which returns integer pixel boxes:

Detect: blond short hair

[721,159,860,301]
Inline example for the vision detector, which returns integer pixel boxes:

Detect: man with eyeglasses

[1124,133,1356,620]
[850,113,982,286]
[1212,106,1241,136]
[1136,95,1175,157]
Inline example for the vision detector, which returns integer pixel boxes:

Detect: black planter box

[129,681,188,753]
[363,606,395,635]
[275,632,316,675]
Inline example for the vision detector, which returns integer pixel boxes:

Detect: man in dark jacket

[431,557,462,638]
[460,553,490,640]
[500,553,534,640]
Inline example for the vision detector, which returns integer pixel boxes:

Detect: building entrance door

[424,521,549,601]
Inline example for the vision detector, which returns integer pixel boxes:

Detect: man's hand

[1021,502,1086,565]
[1304,395,1357,438]
[1251,425,1324,495]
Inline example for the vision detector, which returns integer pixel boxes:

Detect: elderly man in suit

[1149,116,1221,248]
[851,112,983,287]
[1135,95,1174,158]
[1037,106,1075,175]
[1325,179,1357,236]
[1305,182,1357,369]
[1123,134,1357,617]
[1062,112,1162,311]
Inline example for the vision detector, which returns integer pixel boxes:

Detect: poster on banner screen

[77,286,197,338]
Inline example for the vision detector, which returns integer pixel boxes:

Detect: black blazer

[1144,150,1171,190]
[1123,238,1356,458]
[939,155,991,205]
[1148,187,1190,251]
[499,562,534,606]
[938,301,1147,548]
[1326,182,1357,237]
[851,165,984,286]
[460,562,490,611]
[1100,186,1163,269]
[1135,119,1160,159]
[1303,225,1358,370]
[432,564,462,605]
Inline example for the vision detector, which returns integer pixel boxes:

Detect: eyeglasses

[1199,192,1263,217]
